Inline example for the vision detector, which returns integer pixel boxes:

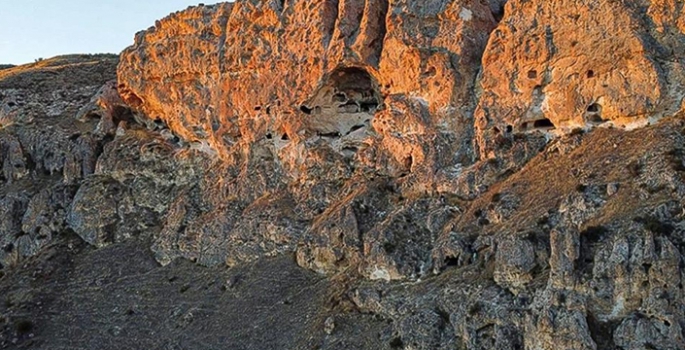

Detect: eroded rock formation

[475,0,685,158]
[1,0,685,349]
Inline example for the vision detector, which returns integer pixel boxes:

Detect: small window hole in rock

[267,126,292,152]
[533,118,554,129]
[300,105,313,114]
[300,66,382,157]
[518,118,555,132]
[527,70,538,79]
[585,102,607,125]
[587,103,600,113]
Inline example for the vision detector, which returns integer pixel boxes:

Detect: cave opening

[519,118,556,132]
[585,102,607,125]
[300,66,382,138]
[533,118,554,129]
[587,103,600,113]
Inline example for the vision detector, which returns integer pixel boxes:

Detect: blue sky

[0,1,222,65]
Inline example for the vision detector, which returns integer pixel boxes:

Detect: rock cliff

[1,0,685,349]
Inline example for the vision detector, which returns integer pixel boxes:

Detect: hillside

[0,1,684,349]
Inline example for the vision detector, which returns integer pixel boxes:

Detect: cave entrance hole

[519,118,556,132]
[300,66,382,138]
[585,102,607,125]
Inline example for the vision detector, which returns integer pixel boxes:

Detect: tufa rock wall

[475,0,685,158]
[118,0,685,163]
[113,0,685,282]
[118,0,497,169]
[1,0,685,348]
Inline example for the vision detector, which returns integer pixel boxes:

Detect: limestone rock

[3,0,685,349]
[115,0,502,281]
[20,184,78,254]
[0,55,120,268]
[118,0,497,172]
[0,55,118,124]
[475,0,685,158]
[67,176,124,247]
[493,235,537,292]
[0,193,29,268]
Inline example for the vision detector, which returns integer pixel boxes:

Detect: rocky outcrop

[475,0,685,158]
[116,0,503,278]
[0,55,119,125]
[118,0,496,165]
[2,0,685,349]
[0,55,119,269]
[115,0,685,282]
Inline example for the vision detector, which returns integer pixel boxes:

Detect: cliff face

[115,0,504,278]
[475,0,685,157]
[115,0,685,279]
[118,0,685,159]
[118,1,495,158]
[1,1,685,349]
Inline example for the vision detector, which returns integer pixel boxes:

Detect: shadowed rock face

[2,0,685,349]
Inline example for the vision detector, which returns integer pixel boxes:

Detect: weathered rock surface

[116,0,502,278]
[1,0,685,349]
[475,0,685,158]
[0,55,118,125]
[118,0,496,170]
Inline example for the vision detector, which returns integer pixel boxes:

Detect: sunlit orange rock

[118,1,496,166]
[116,0,685,283]
[117,0,498,279]
[475,0,685,158]
[4,1,685,348]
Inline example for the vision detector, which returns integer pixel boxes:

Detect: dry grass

[454,116,685,235]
